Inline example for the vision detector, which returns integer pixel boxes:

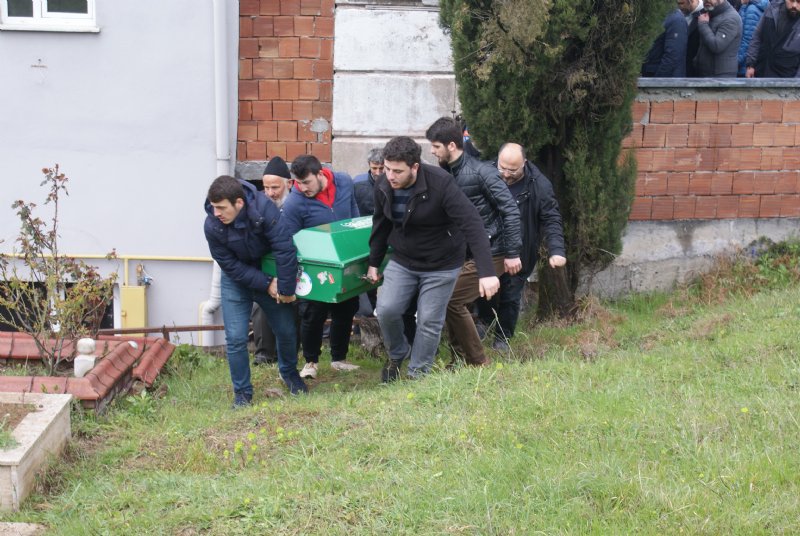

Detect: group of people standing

[642,0,800,78]
[203,117,565,407]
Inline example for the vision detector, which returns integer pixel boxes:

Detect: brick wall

[625,93,800,221]
[237,0,334,164]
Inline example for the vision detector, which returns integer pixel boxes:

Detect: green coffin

[261,216,388,303]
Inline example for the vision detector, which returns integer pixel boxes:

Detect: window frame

[0,0,98,32]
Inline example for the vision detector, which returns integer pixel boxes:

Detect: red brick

[631,101,649,124]
[695,196,718,218]
[319,39,333,60]
[252,59,274,78]
[731,124,754,147]
[622,124,643,149]
[272,59,294,78]
[239,121,258,141]
[753,172,776,194]
[321,0,334,16]
[780,194,800,217]
[775,171,799,194]
[314,59,334,79]
[239,80,258,100]
[237,141,247,160]
[709,124,732,147]
[784,148,800,170]
[312,101,332,118]
[281,0,301,15]
[629,197,652,220]
[717,100,742,123]
[760,195,781,217]
[260,0,281,15]
[286,142,308,160]
[240,59,253,79]
[241,0,260,15]
[240,38,259,59]
[635,149,654,172]
[761,147,783,170]
[761,100,783,122]
[301,0,322,16]
[672,148,698,172]
[299,37,322,58]
[783,101,800,122]
[253,16,274,36]
[651,149,676,172]
[739,148,762,170]
[298,121,317,142]
[696,101,718,123]
[666,124,689,147]
[689,173,712,195]
[279,37,300,57]
[667,172,690,195]
[246,142,267,160]
[257,121,278,141]
[239,101,252,121]
[277,121,298,141]
[293,58,314,79]
[274,16,294,36]
[673,101,696,123]
[717,195,739,218]
[294,16,315,36]
[651,197,674,220]
[753,123,774,146]
[240,17,253,38]
[642,124,667,148]
[650,101,673,124]
[279,79,299,100]
[688,124,710,147]
[739,195,760,217]
[252,101,273,120]
[732,172,755,194]
[643,173,668,195]
[259,37,279,58]
[673,196,696,219]
[258,79,279,99]
[696,149,717,171]
[773,124,796,146]
[293,100,313,120]
[272,101,293,120]
[315,17,334,38]
[319,80,332,101]
[298,80,320,100]
[267,142,288,159]
[710,173,733,195]
[310,142,332,162]
[740,101,762,123]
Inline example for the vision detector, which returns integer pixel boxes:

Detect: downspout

[201,0,234,346]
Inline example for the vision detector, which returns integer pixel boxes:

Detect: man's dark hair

[207,175,244,204]
[425,116,463,149]
[382,136,422,167]
[290,154,323,180]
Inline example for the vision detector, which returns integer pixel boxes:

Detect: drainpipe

[200,262,222,347]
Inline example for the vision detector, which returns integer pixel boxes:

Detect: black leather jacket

[443,153,522,259]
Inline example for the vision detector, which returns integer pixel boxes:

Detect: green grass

[5,278,800,533]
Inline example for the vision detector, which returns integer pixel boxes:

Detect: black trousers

[298,297,359,363]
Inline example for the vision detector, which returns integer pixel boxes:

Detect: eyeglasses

[498,164,523,175]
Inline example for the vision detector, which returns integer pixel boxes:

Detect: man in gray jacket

[694,0,743,76]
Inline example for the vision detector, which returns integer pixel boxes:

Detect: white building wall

[0,1,240,340]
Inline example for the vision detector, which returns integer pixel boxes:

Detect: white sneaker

[300,362,318,379]
[331,360,360,372]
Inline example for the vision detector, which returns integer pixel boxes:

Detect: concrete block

[332,137,439,178]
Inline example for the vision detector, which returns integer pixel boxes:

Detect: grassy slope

[6,285,800,535]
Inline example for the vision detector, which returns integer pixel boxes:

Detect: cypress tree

[439,0,672,316]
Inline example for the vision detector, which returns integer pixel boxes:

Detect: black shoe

[232,392,253,408]
[492,338,510,353]
[253,353,276,366]
[282,372,308,395]
[381,359,402,383]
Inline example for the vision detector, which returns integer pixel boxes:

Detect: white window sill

[0,22,99,33]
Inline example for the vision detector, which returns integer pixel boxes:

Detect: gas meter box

[261,216,388,303]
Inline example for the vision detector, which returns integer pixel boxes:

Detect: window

[1,0,98,32]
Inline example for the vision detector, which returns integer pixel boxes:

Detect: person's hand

[268,278,279,299]
[366,266,382,284]
[504,257,522,275]
[549,255,567,268]
[277,293,296,304]
[746,66,755,78]
[478,276,500,299]
[698,12,709,23]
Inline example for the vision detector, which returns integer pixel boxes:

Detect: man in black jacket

[426,117,522,367]
[366,136,499,381]
[745,0,800,78]
[478,143,566,351]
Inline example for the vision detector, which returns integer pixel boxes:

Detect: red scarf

[315,168,337,208]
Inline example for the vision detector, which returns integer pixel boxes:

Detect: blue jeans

[376,260,460,377]
[220,273,299,396]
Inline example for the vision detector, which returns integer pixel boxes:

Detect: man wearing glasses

[478,143,566,351]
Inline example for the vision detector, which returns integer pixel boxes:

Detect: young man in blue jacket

[204,175,306,407]
[283,155,361,380]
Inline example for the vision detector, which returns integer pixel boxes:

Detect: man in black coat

[366,136,499,381]
[477,144,566,351]
[745,0,800,78]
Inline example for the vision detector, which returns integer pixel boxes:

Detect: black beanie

[263,156,291,179]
